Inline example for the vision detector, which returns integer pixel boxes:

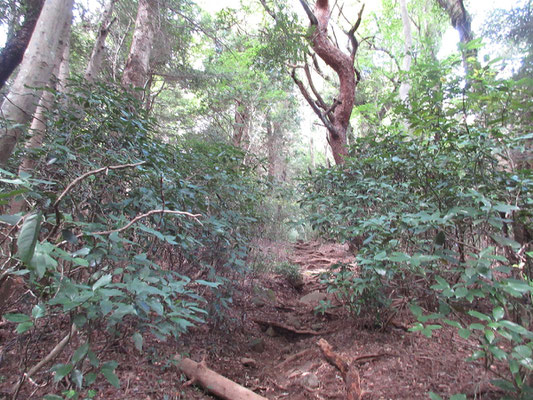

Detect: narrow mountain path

[167,240,501,400]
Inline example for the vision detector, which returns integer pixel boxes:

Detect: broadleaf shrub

[0,78,267,396]
[300,55,533,396]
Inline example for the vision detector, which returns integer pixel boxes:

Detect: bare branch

[304,62,327,110]
[299,0,318,25]
[291,69,339,139]
[89,209,203,236]
[54,161,145,208]
[347,5,365,60]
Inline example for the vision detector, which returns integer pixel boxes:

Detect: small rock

[249,338,265,353]
[301,372,320,389]
[265,326,276,337]
[299,291,328,307]
[240,357,257,368]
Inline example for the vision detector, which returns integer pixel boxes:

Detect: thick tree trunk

[121,0,155,98]
[84,0,117,83]
[10,18,71,214]
[436,0,476,72]
[0,0,45,89]
[399,0,412,101]
[0,0,74,166]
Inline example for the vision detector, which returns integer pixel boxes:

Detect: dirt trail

[171,240,501,400]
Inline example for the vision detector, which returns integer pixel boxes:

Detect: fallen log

[317,338,362,400]
[175,357,268,400]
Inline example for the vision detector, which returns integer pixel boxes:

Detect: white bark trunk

[0,0,74,165]
[11,20,71,213]
[84,0,116,83]
[121,0,155,98]
[399,0,412,102]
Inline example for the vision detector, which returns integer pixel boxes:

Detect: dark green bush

[300,56,533,397]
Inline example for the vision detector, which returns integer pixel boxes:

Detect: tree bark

[298,0,362,165]
[0,0,45,89]
[436,0,476,72]
[0,0,74,166]
[176,357,268,400]
[121,0,155,98]
[399,0,412,101]
[233,100,250,148]
[84,0,117,83]
[10,15,71,214]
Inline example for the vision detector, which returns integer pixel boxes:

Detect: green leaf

[468,310,491,322]
[513,345,532,359]
[458,328,471,339]
[4,313,31,323]
[72,342,89,364]
[71,368,83,389]
[92,274,112,291]
[488,345,507,360]
[51,363,73,382]
[31,304,46,319]
[132,332,143,352]
[491,235,520,249]
[16,212,42,264]
[196,279,221,288]
[16,321,34,334]
[490,379,517,392]
[44,395,64,400]
[428,393,443,400]
[101,367,120,388]
[492,307,504,321]
[450,395,467,400]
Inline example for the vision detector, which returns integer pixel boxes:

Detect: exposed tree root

[317,338,362,400]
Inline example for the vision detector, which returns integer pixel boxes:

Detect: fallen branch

[13,324,77,396]
[276,348,314,371]
[175,357,267,400]
[252,318,322,335]
[88,209,203,236]
[317,338,362,400]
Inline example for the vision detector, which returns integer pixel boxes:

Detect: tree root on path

[317,338,363,400]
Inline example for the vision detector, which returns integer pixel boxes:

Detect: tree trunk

[298,0,361,165]
[84,0,117,83]
[0,0,45,89]
[121,0,155,98]
[0,0,74,166]
[233,100,250,148]
[436,0,476,72]
[399,0,412,101]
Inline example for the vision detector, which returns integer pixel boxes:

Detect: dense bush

[0,78,267,396]
[300,56,533,397]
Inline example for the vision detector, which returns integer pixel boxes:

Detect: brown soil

[0,240,505,399]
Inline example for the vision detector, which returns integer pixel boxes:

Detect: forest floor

[0,240,505,399]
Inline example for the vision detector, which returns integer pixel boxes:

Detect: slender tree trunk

[399,0,412,101]
[232,100,250,148]
[436,0,476,72]
[121,0,155,98]
[0,0,74,166]
[297,0,362,165]
[0,0,45,89]
[84,0,117,83]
